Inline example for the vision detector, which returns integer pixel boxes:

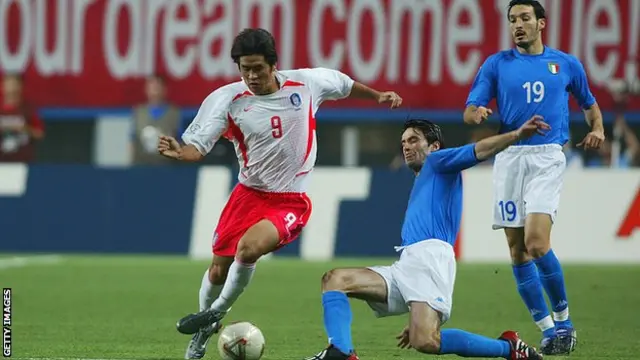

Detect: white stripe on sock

[535,315,555,332]
[553,307,569,322]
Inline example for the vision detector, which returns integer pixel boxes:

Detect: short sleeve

[293,68,355,105]
[181,88,232,155]
[427,144,480,173]
[568,56,596,109]
[465,55,498,108]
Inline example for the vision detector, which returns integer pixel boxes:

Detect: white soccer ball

[217,321,266,360]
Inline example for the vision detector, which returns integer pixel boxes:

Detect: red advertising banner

[1,0,638,110]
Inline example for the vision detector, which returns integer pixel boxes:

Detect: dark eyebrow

[401,135,419,143]
[509,10,533,17]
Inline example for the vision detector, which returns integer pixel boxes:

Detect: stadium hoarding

[0,0,638,113]
[0,165,638,263]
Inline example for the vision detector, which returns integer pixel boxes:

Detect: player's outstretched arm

[158,135,203,162]
[349,82,402,109]
[162,87,231,162]
[474,116,550,161]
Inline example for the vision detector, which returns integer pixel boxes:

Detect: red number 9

[271,116,283,138]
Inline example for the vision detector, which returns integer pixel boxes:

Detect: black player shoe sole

[304,345,358,360]
[176,308,225,335]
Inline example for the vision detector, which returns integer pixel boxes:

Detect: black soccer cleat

[176,308,226,335]
[555,327,577,354]
[499,330,543,360]
[304,345,359,360]
[539,335,562,356]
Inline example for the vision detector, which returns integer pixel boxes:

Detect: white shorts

[492,144,566,229]
[366,240,456,323]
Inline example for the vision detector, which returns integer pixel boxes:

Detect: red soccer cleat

[499,330,544,360]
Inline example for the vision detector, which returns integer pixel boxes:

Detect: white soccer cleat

[185,321,222,359]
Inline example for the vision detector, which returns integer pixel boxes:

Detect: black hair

[507,0,546,20]
[230,28,278,66]
[403,119,445,148]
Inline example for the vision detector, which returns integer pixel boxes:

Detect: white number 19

[523,81,545,103]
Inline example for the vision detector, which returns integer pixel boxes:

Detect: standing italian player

[464,0,605,355]
[157,28,403,360]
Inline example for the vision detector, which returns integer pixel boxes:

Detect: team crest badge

[548,62,560,74]
[289,93,302,109]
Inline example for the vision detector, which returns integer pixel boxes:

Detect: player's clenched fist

[158,135,182,159]
[378,91,403,109]
[516,115,551,140]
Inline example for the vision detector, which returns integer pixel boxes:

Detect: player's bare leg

[305,267,387,359]
[177,219,280,335]
[184,255,233,359]
[305,267,541,360]
[505,226,559,355]
[526,213,576,354]
[400,302,541,359]
[208,219,280,311]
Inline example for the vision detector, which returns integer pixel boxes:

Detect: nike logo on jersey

[243,107,252,112]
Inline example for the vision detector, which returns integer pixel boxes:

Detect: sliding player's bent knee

[410,330,441,354]
[321,268,359,293]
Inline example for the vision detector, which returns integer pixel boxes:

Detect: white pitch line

[0,255,62,270]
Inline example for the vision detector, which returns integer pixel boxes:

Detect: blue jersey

[466,47,596,146]
[400,144,479,247]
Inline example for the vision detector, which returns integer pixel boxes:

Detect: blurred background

[1,1,639,359]
[0,0,639,259]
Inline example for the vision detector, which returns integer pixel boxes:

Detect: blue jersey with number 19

[400,144,480,247]
[466,46,596,146]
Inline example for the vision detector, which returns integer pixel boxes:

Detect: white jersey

[182,68,354,193]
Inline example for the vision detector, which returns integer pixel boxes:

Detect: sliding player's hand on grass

[396,326,412,349]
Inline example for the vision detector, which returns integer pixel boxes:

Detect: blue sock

[322,291,353,355]
[440,329,511,358]
[534,249,572,328]
[513,261,556,338]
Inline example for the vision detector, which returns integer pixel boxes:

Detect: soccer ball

[217,321,266,360]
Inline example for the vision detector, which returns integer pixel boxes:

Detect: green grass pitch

[2,255,639,359]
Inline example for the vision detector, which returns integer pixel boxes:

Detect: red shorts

[212,183,312,257]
